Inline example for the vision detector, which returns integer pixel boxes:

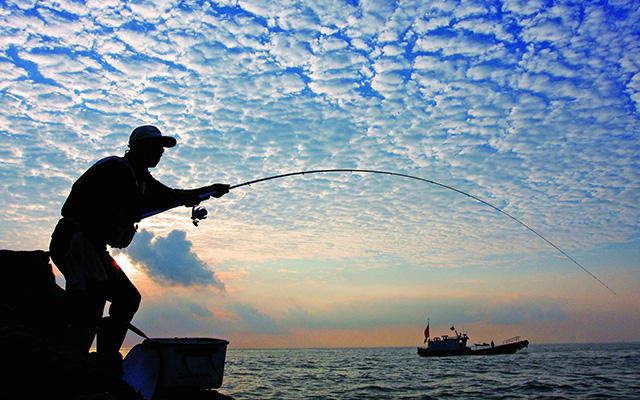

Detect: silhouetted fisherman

[49,125,228,370]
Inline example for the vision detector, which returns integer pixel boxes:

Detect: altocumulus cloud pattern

[1,0,639,280]
[2,0,640,347]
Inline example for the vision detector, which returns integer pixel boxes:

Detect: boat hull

[417,340,529,357]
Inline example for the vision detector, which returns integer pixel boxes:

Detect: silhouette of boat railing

[503,336,521,344]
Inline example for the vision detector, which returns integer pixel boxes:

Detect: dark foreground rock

[0,250,233,400]
[0,250,142,400]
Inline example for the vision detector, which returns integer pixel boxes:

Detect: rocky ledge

[0,250,233,400]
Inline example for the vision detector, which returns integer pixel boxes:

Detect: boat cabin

[428,332,469,352]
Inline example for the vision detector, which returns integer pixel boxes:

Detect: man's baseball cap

[129,125,177,148]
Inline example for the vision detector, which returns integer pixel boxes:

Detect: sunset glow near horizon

[1,0,639,349]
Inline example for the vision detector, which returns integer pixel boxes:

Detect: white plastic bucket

[150,338,228,389]
[123,337,229,400]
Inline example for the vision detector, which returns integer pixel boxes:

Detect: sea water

[220,343,640,399]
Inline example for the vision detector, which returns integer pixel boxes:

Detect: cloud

[123,229,225,289]
[225,294,568,333]
[229,302,286,335]
[0,0,638,336]
[131,294,220,339]
[485,298,567,325]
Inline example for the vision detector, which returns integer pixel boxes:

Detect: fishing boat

[417,324,528,357]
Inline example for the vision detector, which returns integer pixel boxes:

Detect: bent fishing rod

[142,169,616,295]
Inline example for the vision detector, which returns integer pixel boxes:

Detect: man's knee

[109,284,141,322]
[129,286,142,313]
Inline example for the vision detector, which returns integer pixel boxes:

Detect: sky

[1,0,639,349]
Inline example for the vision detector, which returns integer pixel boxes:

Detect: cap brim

[138,136,177,148]
[160,137,177,148]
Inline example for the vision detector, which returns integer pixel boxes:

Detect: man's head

[129,125,177,148]
[128,125,177,168]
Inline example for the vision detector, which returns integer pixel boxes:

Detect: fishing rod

[142,169,616,295]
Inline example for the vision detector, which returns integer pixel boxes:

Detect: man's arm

[174,183,230,206]
[141,178,229,216]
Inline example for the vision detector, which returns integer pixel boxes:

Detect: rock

[0,250,141,400]
[0,250,235,400]
[0,249,66,339]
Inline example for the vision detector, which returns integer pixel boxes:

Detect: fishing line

[143,169,616,294]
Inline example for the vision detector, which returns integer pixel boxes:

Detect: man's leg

[96,255,141,355]
[50,220,106,352]
[65,288,106,352]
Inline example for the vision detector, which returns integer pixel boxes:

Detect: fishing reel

[191,206,208,226]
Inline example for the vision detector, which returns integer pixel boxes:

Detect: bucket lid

[144,337,230,346]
